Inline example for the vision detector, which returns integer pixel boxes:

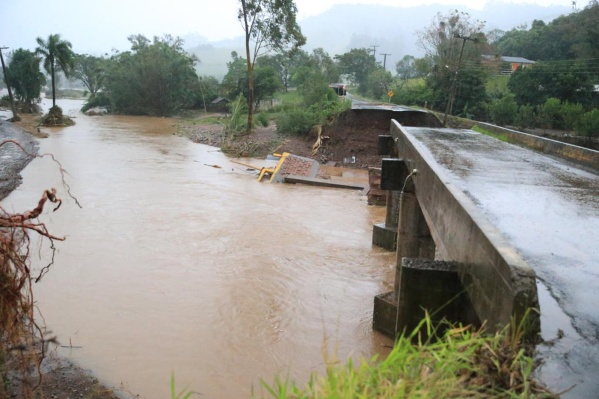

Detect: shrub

[300,79,337,108]
[516,105,538,130]
[81,92,111,113]
[538,98,563,129]
[0,95,10,106]
[226,94,248,134]
[560,102,584,131]
[40,105,75,127]
[392,84,434,109]
[575,109,599,138]
[255,112,269,127]
[489,94,517,126]
[275,107,320,136]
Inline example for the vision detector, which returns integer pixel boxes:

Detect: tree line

[394,1,599,136]
[2,0,598,136]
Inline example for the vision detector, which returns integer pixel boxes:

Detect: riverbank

[0,119,39,201]
[0,119,129,398]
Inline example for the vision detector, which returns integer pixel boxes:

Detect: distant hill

[187,2,571,80]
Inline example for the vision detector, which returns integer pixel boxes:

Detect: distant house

[482,55,536,75]
[208,97,229,113]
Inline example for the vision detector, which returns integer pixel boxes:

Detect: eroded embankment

[0,120,38,200]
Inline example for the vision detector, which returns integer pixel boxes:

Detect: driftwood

[0,189,64,240]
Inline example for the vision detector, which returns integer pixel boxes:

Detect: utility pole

[0,46,20,122]
[381,53,391,71]
[369,44,379,60]
[442,35,476,127]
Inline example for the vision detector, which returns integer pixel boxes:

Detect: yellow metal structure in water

[257,152,288,182]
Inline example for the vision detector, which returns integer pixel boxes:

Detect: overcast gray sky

[1,0,575,54]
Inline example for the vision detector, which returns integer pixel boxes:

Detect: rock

[85,107,108,116]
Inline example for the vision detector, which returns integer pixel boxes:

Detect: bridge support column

[372,158,405,251]
[394,258,478,338]
[372,191,400,250]
[373,257,477,339]
[393,188,436,296]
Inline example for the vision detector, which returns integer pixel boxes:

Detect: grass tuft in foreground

[258,315,555,399]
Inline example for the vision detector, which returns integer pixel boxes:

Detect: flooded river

[2,99,395,398]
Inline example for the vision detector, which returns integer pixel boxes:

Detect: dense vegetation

[3,1,597,135]
[395,2,599,136]
[5,49,45,110]
[102,35,200,116]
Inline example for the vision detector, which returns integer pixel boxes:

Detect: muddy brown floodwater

[1,99,396,398]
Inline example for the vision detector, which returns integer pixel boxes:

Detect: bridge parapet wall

[389,120,539,331]
[475,122,599,171]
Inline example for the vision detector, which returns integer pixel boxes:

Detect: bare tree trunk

[0,47,20,121]
[50,56,56,108]
[244,35,254,134]
[241,0,254,135]
[199,78,207,114]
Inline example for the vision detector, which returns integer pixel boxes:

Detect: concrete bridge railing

[475,122,599,171]
[373,120,539,338]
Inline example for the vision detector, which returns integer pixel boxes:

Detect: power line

[369,45,379,60]
[381,53,391,70]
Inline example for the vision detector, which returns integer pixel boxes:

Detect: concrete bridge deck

[397,124,599,397]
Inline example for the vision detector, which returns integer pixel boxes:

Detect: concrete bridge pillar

[394,258,478,338]
[373,158,475,339]
[372,137,402,251]
[372,158,408,251]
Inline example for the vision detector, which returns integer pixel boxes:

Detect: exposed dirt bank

[176,111,389,169]
[0,118,39,201]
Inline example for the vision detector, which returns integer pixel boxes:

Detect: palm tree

[35,34,74,108]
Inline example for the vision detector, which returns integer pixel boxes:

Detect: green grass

[472,125,512,143]
[257,315,554,399]
[170,373,192,399]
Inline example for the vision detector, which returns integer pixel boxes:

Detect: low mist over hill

[188,2,570,79]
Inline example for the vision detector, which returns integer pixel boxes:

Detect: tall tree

[416,10,488,120]
[396,55,418,90]
[35,34,75,108]
[493,2,599,82]
[7,48,45,108]
[104,35,200,116]
[221,51,248,99]
[0,48,20,120]
[335,48,377,94]
[223,53,283,109]
[366,68,394,99]
[73,54,106,97]
[238,0,306,133]
[309,48,340,84]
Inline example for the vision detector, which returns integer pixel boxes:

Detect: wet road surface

[405,126,599,398]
